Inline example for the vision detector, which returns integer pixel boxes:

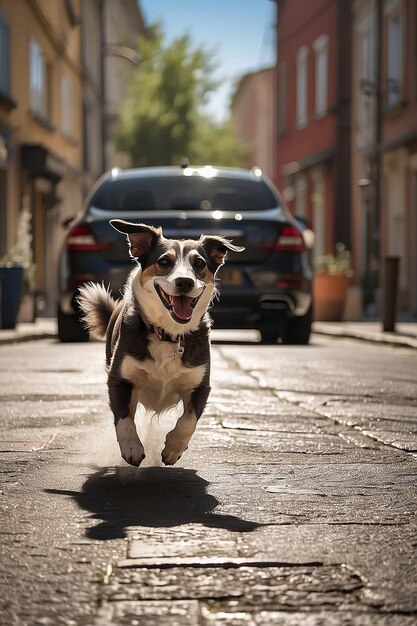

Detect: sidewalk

[312,320,417,349]
[0,318,57,345]
[1,317,417,348]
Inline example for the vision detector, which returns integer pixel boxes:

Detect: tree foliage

[117,25,246,168]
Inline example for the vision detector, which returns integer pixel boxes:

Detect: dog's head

[110,219,244,334]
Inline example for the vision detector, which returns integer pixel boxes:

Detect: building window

[0,10,10,95]
[60,73,72,137]
[296,46,308,129]
[30,39,46,117]
[385,0,404,108]
[278,61,286,136]
[313,35,328,118]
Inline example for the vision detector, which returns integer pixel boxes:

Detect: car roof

[105,165,266,182]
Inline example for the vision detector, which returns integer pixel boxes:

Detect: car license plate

[219,269,242,285]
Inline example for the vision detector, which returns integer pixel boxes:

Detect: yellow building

[0,0,84,315]
[1,0,146,319]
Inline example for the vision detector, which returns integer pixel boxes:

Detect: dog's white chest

[120,337,206,413]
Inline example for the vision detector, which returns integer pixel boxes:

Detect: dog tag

[172,341,185,358]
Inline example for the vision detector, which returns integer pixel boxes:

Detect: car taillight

[275,225,305,252]
[275,278,302,289]
[66,225,109,252]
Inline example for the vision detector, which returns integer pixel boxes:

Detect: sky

[139,0,276,121]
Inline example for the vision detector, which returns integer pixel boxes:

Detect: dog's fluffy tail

[78,282,118,339]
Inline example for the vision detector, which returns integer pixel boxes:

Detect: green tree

[117,25,246,167]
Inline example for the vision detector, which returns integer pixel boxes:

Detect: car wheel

[57,305,89,343]
[260,327,280,344]
[281,305,312,345]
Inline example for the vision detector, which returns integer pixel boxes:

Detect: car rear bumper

[210,288,311,328]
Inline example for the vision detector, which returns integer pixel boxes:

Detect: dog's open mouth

[155,284,203,323]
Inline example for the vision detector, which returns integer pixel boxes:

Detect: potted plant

[313,243,353,321]
[0,204,35,328]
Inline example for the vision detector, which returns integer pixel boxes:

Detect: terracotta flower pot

[314,274,349,321]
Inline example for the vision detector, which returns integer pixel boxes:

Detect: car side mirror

[294,215,314,250]
[302,228,315,250]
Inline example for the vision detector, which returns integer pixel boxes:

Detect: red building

[275,0,351,257]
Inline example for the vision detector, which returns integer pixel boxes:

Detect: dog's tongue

[172,295,193,321]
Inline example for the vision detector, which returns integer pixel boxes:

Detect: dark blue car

[58,165,313,343]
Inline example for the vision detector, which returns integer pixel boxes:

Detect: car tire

[281,304,312,345]
[57,305,89,343]
[260,327,280,344]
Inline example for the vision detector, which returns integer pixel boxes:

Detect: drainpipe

[373,0,383,307]
[335,0,351,249]
[99,0,107,174]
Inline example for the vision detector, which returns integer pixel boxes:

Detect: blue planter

[0,264,24,329]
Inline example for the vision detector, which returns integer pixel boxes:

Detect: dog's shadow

[46,466,260,540]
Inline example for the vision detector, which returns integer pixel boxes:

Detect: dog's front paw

[161,431,188,466]
[116,417,145,467]
[161,445,185,466]
[119,438,145,466]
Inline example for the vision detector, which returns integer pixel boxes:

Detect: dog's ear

[110,220,162,261]
[199,235,245,271]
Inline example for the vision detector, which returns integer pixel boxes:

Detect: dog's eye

[193,257,207,271]
[157,256,172,269]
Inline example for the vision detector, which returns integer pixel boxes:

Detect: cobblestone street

[0,333,416,625]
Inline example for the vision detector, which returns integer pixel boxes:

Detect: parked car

[58,165,313,343]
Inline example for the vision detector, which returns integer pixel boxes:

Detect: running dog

[78,220,243,467]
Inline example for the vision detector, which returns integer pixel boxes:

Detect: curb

[0,331,57,346]
[0,320,57,346]
[312,326,417,350]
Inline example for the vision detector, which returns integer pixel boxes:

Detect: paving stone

[361,430,417,451]
[104,563,364,607]
[101,600,200,626]
[200,607,417,626]
[128,524,237,559]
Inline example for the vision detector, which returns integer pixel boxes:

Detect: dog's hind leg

[109,377,145,466]
[162,384,211,466]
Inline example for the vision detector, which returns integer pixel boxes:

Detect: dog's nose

[175,276,194,293]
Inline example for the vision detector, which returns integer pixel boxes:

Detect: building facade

[101,0,145,171]
[351,0,417,318]
[81,0,104,191]
[0,0,145,318]
[275,0,352,264]
[0,0,84,316]
[231,67,276,181]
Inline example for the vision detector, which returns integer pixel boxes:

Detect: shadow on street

[46,466,261,540]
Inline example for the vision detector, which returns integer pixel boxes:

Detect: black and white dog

[78,220,243,467]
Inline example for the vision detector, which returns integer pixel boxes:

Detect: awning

[21,144,66,182]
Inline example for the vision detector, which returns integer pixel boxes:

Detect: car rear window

[90,176,278,212]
